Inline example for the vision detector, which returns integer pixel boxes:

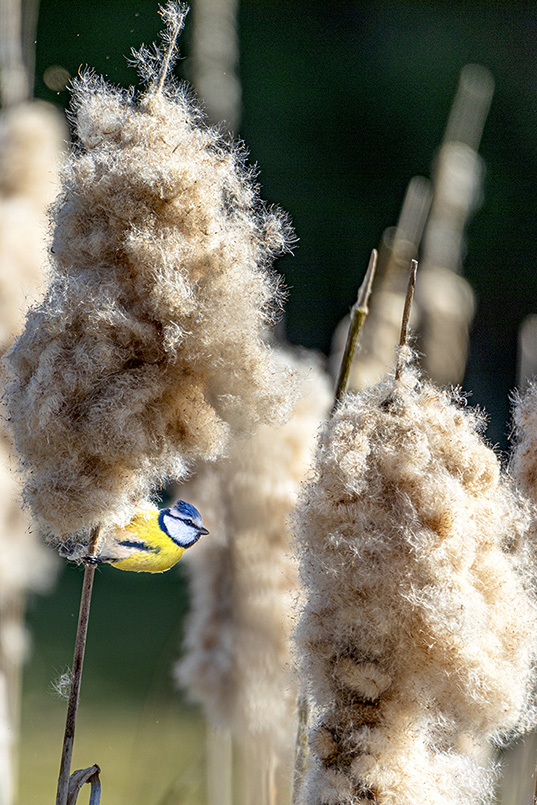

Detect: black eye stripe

[166,511,196,527]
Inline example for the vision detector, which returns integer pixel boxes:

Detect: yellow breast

[110,510,186,573]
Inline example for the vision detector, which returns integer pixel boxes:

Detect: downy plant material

[511,383,537,505]
[0,99,65,805]
[295,355,537,805]
[0,101,65,353]
[177,350,332,760]
[4,3,296,543]
[0,100,64,596]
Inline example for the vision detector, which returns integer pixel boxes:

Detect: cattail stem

[154,4,185,94]
[292,251,378,805]
[0,593,24,805]
[333,249,378,408]
[55,527,100,805]
[395,258,418,380]
[291,695,310,805]
[267,751,276,805]
[207,726,232,805]
[66,764,101,805]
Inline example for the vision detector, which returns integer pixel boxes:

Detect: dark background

[21,4,537,792]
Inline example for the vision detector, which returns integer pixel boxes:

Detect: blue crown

[172,500,202,520]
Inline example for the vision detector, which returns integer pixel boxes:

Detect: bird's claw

[83,556,103,565]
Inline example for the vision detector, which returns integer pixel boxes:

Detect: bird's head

[158,500,209,548]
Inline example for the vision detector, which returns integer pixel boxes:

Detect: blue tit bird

[85,500,209,573]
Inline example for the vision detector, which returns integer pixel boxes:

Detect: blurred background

[13,1,537,802]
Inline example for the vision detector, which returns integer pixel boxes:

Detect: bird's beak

[199,527,209,536]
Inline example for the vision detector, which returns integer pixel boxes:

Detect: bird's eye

[183,518,193,526]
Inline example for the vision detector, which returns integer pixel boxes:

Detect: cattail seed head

[295,359,537,804]
[510,383,537,503]
[177,349,331,758]
[5,7,297,541]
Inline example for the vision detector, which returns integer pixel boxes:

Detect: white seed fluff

[295,362,537,804]
[5,8,297,541]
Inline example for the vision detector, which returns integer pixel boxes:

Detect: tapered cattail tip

[154,2,189,92]
[395,259,418,380]
[356,248,378,310]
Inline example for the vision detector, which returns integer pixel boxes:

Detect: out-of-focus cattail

[328,177,431,390]
[0,101,65,352]
[330,65,492,393]
[189,0,241,133]
[415,64,494,386]
[0,98,65,805]
[4,2,297,544]
[503,374,537,805]
[177,348,332,798]
[295,355,537,804]
[517,315,537,390]
[511,383,537,511]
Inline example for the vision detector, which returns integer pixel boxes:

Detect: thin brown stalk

[55,527,101,805]
[395,258,418,380]
[333,248,378,409]
[154,4,184,94]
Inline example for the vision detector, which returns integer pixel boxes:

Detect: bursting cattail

[295,356,537,804]
[176,349,332,802]
[177,350,331,774]
[511,383,537,504]
[4,3,296,543]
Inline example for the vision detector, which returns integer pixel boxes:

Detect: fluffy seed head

[177,349,332,758]
[295,360,537,804]
[510,383,537,503]
[4,7,297,541]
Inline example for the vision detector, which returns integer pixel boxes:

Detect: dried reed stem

[66,764,101,805]
[333,249,377,407]
[0,593,24,805]
[267,751,276,805]
[291,695,310,805]
[207,726,232,805]
[154,2,186,93]
[55,527,100,805]
[395,258,418,380]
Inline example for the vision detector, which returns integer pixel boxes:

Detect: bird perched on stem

[63,500,209,573]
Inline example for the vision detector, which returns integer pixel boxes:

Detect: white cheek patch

[160,512,202,548]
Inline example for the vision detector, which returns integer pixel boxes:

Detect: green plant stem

[332,248,378,410]
[55,527,100,805]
